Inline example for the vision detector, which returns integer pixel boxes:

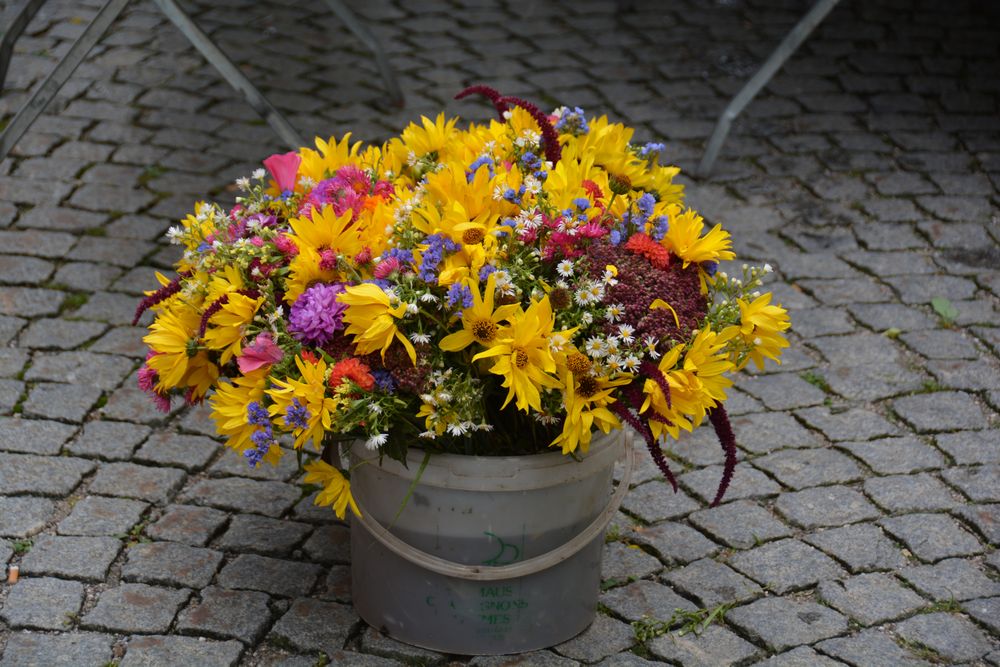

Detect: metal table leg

[697,0,842,178]
[152,0,306,150]
[0,0,131,161]
[0,0,48,92]
[320,0,404,108]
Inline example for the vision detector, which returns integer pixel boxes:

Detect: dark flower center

[472,319,497,343]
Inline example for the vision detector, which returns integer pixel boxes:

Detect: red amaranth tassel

[454,85,509,118]
[610,401,677,492]
[132,272,189,325]
[198,294,229,337]
[708,405,737,507]
[499,95,562,165]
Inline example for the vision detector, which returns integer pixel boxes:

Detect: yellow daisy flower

[266,355,340,450]
[550,370,629,455]
[339,283,416,364]
[439,273,519,352]
[202,292,264,364]
[731,293,791,370]
[209,369,283,465]
[304,459,360,520]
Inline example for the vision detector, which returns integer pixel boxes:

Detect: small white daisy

[617,324,635,344]
[252,168,266,180]
[410,332,431,344]
[556,259,575,278]
[365,433,389,450]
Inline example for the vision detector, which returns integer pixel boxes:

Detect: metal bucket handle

[351,434,635,581]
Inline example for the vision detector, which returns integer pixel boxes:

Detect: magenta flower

[237,332,284,374]
[263,151,302,192]
[288,283,348,346]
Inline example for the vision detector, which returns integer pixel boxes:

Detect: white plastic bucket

[349,431,633,655]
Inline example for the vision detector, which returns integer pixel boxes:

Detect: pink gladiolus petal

[263,152,302,193]
[238,333,284,374]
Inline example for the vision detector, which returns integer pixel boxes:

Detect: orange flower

[329,357,375,391]
[624,232,670,269]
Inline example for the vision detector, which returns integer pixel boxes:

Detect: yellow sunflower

[338,283,416,364]
[439,273,519,352]
[304,459,360,520]
[266,355,340,450]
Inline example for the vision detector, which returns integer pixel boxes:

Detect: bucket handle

[351,433,635,581]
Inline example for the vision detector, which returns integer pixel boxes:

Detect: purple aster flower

[284,398,310,430]
[247,401,270,427]
[288,282,347,346]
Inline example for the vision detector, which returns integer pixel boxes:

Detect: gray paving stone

[880,513,983,562]
[0,453,94,495]
[863,473,960,512]
[900,558,1000,602]
[601,541,663,583]
[786,307,854,338]
[22,381,103,421]
[0,576,86,630]
[89,326,148,358]
[180,477,300,518]
[0,377,22,411]
[83,582,190,634]
[553,613,635,662]
[176,586,273,643]
[942,464,1000,502]
[134,431,220,472]
[357,623,445,663]
[599,579,696,622]
[962,596,1000,634]
[688,500,792,549]
[25,350,134,390]
[0,416,76,455]
[19,535,121,581]
[53,261,123,291]
[679,465,782,505]
[726,597,848,652]
[216,554,322,597]
[66,420,151,460]
[269,598,358,657]
[18,318,107,350]
[804,522,909,573]
[848,302,938,332]
[753,448,863,490]
[648,624,760,667]
[894,391,991,432]
[816,573,925,626]
[0,632,114,667]
[797,277,894,306]
[749,646,842,667]
[301,523,350,563]
[57,496,149,536]
[728,539,845,594]
[215,514,311,557]
[0,255,54,284]
[620,477,702,521]
[72,290,145,326]
[837,436,946,474]
[0,287,64,317]
[0,315,26,344]
[0,496,56,537]
[0,348,29,377]
[738,373,826,410]
[89,462,186,504]
[901,329,982,359]
[795,406,901,441]
[953,503,1000,543]
[664,558,763,607]
[816,629,935,667]
[729,412,824,454]
[473,652,581,666]
[895,612,994,663]
[146,504,230,546]
[775,485,881,529]
[822,361,930,401]
[120,635,244,667]
[809,332,903,367]
[320,563,351,603]
[935,430,1000,465]
[628,521,718,565]
[122,541,223,588]
[927,358,1000,391]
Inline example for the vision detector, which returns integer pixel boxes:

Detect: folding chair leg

[0,0,48,91]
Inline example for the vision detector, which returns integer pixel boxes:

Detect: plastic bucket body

[349,432,627,655]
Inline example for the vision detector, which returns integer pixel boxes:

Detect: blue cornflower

[467,155,495,182]
[637,193,656,219]
[446,283,473,311]
[520,151,540,169]
[197,242,211,253]
[381,247,414,265]
[639,142,666,158]
[250,428,273,449]
[479,264,496,280]
[535,170,548,181]
[503,188,521,205]
[701,261,719,276]
[417,234,454,283]
[284,398,310,430]
[573,197,591,211]
[372,370,396,393]
[610,229,623,246]
[554,107,589,135]
[652,215,670,241]
[247,401,270,427]
[243,447,265,467]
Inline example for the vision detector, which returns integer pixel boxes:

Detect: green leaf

[931,297,958,323]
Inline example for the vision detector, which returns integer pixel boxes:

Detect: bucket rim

[350,430,626,492]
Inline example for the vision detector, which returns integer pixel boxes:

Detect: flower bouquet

[134,85,789,650]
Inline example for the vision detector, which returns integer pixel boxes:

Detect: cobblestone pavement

[1,0,998,664]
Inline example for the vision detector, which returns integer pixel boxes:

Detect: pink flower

[263,151,302,193]
[237,332,284,374]
[373,256,401,279]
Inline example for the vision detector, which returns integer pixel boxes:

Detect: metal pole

[0,0,131,161]
[697,0,842,178]
[321,0,404,108]
[0,0,48,91]
[152,0,306,150]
